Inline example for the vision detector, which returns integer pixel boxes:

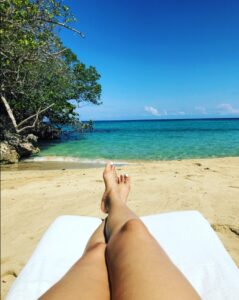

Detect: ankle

[108,199,126,214]
[108,188,122,202]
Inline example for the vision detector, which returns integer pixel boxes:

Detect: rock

[2,131,39,157]
[33,124,61,140]
[18,142,39,157]
[0,142,19,164]
[26,134,38,145]
[0,124,60,164]
[0,131,39,164]
[3,131,22,148]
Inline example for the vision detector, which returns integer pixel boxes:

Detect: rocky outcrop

[0,123,62,164]
[0,131,39,164]
[0,142,19,164]
[32,124,61,140]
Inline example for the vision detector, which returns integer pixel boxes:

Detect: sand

[1,157,239,298]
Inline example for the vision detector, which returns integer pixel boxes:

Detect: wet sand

[1,157,239,298]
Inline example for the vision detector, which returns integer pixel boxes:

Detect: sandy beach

[1,157,239,298]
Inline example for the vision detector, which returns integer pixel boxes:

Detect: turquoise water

[36,119,239,161]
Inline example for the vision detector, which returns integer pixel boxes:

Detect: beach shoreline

[2,157,239,298]
[2,155,239,171]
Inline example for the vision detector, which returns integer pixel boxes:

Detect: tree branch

[37,18,85,38]
[17,108,41,133]
[1,95,54,133]
[42,47,67,57]
[17,103,54,127]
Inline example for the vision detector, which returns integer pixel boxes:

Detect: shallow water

[34,118,239,161]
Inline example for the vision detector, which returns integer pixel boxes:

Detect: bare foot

[101,162,130,213]
[118,173,131,202]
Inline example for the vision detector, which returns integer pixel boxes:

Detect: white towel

[6,211,239,300]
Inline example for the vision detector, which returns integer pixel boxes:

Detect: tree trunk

[1,95,18,132]
[1,95,54,133]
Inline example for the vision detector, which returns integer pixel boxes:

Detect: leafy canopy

[0,0,101,132]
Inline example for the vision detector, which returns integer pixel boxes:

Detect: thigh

[106,219,200,300]
[39,243,110,300]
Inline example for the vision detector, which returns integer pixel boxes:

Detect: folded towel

[6,211,239,300]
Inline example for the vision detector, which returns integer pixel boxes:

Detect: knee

[106,219,150,256]
[120,219,148,236]
[84,242,106,260]
[87,241,106,253]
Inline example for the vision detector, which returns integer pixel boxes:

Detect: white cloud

[195,106,207,114]
[218,103,239,115]
[144,106,187,117]
[144,106,161,116]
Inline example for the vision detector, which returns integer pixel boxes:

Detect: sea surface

[31,119,239,162]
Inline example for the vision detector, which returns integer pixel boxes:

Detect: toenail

[110,161,114,165]
[125,174,129,177]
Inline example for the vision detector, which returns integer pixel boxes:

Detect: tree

[0,0,101,135]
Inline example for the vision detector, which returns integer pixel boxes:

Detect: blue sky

[60,0,239,120]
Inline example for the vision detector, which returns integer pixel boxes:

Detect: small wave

[23,156,129,166]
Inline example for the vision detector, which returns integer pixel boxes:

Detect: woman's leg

[39,221,110,300]
[102,163,201,300]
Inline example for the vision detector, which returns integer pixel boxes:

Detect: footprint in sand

[194,163,202,167]
[211,224,239,236]
[3,270,18,278]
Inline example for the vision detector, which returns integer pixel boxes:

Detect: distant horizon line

[82,117,239,122]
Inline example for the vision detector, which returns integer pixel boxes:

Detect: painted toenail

[125,174,129,177]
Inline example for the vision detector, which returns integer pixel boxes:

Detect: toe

[105,162,112,172]
[104,162,115,178]
[123,174,127,183]
[125,174,130,184]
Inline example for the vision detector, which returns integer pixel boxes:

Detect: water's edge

[2,155,239,171]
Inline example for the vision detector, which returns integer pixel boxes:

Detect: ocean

[32,118,239,163]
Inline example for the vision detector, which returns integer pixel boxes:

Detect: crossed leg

[39,164,131,300]
[39,221,110,300]
[40,162,201,300]
[102,163,201,300]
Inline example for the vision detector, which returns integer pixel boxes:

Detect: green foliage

[0,0,101,133]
